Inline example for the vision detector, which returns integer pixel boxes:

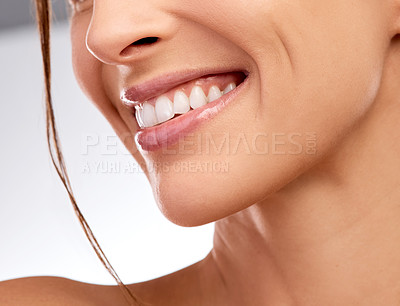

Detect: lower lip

[135,75,250,152]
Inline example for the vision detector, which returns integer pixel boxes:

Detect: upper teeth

[208,85,223,102]
[135,82,237,128]
[189,86,208,109]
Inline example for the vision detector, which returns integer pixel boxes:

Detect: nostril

[120,37,160,57]
[131,37,159,46]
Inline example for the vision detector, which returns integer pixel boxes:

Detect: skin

[2,0,400,305]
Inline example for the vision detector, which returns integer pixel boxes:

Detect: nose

[86,1,177,65]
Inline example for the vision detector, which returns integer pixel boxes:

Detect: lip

[134,71,250,152]
[121,68,249,105]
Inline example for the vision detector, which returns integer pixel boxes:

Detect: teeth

[135,82,238,127]
[155,96,174,124]
[173,91,190,114]
[223,83,236,95]
[189,86,208,109]
[135,106,144,127]
[208,86,223,103]
[139,103,158,127]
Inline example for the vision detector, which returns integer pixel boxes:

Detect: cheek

[255,0,386,146]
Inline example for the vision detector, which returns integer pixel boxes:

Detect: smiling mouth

[128,72,247,128]
[121,70,249,151]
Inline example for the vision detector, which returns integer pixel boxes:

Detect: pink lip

[121,68,248,105]
[134,72,250,152]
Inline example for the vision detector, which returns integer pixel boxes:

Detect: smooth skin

[2,0,400,305]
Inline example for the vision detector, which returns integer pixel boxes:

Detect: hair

[34,0,141,305]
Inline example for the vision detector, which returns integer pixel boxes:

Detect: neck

[207,41,400,305]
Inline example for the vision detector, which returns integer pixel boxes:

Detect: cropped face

[70,0,391,226]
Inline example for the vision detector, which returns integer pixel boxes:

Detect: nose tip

[85,2,175,65]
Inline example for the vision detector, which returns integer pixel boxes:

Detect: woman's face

[70,0,391,226]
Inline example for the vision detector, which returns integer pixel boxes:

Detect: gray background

[0,0,68,31]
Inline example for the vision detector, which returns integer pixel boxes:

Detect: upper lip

[121,68,248,106]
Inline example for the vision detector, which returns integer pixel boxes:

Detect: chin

[150,169,237,227]
[145,148,316,227]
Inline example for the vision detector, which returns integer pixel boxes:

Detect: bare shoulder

[0,270,199,306]
[0,255,216,306]
[0,276,126,306]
